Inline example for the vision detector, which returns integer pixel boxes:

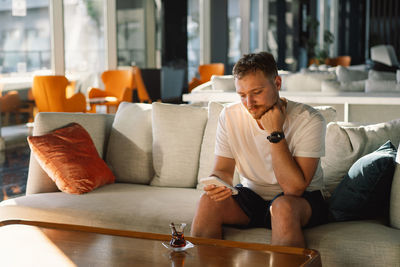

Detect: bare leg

[270,195,312,248]
[191,193,250,239]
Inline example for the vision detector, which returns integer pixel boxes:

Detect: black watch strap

[267,131,285,143]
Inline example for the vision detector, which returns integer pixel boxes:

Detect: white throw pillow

[313,106,337,124]
[196,102,225,189]
[336,66,368,83]
[368,70,397,81]
[322,119,400,194]
[397,70,400,83]
[106,102,154,184]
[211,75,236,92]
[151,102,208,187]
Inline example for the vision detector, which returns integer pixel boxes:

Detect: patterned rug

[0,124,31,201]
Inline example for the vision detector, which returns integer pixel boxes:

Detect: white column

[240,0,250,55]
[105,0,117,70]
[258,0,269,52]
[365,0,371,60]
[330,0,339,57]
[50,0,65,75]
[318,0,326,51]
[200,0,211,64]
[145,0,156,68]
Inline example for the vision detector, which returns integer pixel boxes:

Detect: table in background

[88,97,119,114]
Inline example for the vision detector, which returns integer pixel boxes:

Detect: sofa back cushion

[106,102,154,184]
[322,119,400,194]
[151,102,208,187]
[329,140,397,221]
[390,145,400,229]
[282,71,336,92]
[196,102,225,188]
[313,106,337,124]
[336,66,368,83]
[26,112,114,195]
[211,75,236,92]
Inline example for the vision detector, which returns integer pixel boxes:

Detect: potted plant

[304,17,334,65]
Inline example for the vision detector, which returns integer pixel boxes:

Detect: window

[63,0,105,92]
[227,0,241,66]
[116,0,146,67]
[0,0,51,75]
[187,0,200,81]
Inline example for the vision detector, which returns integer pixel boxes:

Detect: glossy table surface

[0,220,321,267]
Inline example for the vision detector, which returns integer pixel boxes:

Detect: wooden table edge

[0,219,321,266]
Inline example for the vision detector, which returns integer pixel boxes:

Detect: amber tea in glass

[169,223,187,248]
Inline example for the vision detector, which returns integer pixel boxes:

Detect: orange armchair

[0,90,21,125]
[32,75,87,113]
[188,63,225,92]
[88,69,134,105]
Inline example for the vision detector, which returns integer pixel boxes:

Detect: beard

[247,105,269,120]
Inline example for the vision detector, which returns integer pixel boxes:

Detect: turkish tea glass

[169,223,187,248]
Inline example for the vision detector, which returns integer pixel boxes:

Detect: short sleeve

[292,113,326,158]
[215,108,234,159]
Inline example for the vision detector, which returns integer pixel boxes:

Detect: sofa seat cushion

[223,220,400,267]
[0,184,202,234]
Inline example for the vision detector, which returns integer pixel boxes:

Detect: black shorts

[231,185,329,229]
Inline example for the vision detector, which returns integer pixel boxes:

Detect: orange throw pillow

[27,123,115,194]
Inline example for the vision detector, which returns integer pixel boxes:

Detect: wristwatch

[267,131,285,143]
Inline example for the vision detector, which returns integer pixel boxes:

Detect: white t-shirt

[215,100,326,200]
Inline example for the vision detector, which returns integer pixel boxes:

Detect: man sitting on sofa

[191,52,329,248]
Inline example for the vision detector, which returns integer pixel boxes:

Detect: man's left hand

[258,97,287,133]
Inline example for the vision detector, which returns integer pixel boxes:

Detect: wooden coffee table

[0,220,321,267]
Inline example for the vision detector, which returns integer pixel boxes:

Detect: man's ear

[274,76,282,91]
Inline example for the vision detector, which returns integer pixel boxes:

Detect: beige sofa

[1,101,400,267]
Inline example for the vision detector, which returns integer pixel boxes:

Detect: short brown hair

[232,52,278,80]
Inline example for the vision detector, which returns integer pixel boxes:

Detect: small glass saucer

[162,241,195,252]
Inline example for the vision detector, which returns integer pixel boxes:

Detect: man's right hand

[204,184,233,202]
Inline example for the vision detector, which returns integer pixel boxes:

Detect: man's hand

[258,97,287,133]
[204,184,233,202]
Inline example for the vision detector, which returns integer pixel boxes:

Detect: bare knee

[191,193,225,237]
[270,196,298,224]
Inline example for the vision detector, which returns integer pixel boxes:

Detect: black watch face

[267,132,284,143]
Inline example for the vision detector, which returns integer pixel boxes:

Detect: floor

[0,124,32,201]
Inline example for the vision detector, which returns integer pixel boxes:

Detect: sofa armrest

[26,112,115,195]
